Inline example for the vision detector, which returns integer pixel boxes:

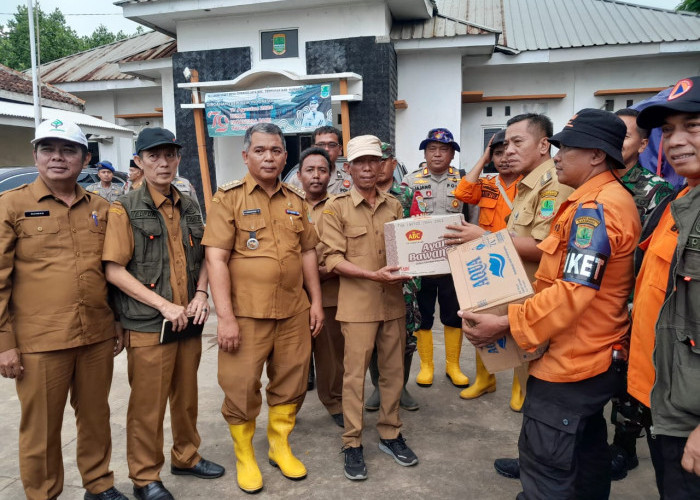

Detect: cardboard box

[447,229,547,373]
[385,214,464,276]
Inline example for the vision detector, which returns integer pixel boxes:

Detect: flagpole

[27,0,42,127]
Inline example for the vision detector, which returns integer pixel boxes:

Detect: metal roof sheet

[504,0,700,51]
[38,31,174,84]
[1,101,135,137]
[391,0,700,52]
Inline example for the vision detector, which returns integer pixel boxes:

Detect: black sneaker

[343,446,367,480]
[494,458,520,479]
[378,434,418,466]
[610,444,639,481]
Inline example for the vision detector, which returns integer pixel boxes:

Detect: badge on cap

[668,79,693,101]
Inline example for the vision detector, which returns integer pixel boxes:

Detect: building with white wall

[66,0,699,200]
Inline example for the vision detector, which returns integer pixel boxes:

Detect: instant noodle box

[385,214,464,276]
[447,229,547,372]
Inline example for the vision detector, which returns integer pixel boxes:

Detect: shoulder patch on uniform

[218,179,243,192]
[537,190,559,220]
[540,170,552,186]
[283,182,306,198]
[563,203,611,290]
[322,209,335,216]
[109,205,125,215]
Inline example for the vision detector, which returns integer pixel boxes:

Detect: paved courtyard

[0,315,658,499]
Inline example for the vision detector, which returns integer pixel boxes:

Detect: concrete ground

[0,315,658,499]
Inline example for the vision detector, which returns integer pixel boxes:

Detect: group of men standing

[0,74,699,500]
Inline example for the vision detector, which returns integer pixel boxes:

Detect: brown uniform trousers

[103,185,203,487]
[320,188,406,447]
[0,179,117,499]
[310,197,344,415]
[202,175,319,424]
[506,158,573,394]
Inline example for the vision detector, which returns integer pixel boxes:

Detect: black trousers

[416,275,460,329]
[518,367,623,500]
[647,433,700,500]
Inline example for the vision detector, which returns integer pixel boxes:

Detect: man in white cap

[0,118,127,499]
[320,135,418,481]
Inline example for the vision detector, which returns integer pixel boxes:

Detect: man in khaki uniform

[297,146,345,427]
[320,135,418,481]
[203,123,323,494]
[0,118,126,500]
[104,127,224,500]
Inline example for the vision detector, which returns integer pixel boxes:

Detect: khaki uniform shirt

[86,182,124,203]
[402,165,463,215]
[310,196,339,308]
[0,177,114,353]
[506,159,573,280]
[320,187,404,323]
[102,184,189,347]
[202,174,319,319]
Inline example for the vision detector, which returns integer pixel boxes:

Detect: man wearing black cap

[627,76,700,498]
[86,160,124,202]
[103,127,224,500]
[460,109,641,499]
[403,128,470,393]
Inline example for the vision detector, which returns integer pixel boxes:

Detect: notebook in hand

[159,316,205,344]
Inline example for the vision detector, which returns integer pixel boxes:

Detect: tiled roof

[0,63,84,110]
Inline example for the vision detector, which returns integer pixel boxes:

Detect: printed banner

[205,83,332,136]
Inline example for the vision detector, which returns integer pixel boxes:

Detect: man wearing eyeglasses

[288,126,352,195]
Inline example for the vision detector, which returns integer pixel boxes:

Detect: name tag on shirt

[24,211,49,217]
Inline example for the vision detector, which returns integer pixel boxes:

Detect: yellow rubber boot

[267,404,307,480]
[444,326,470,388]
[460,350,496,399]
[229,421,263,494]
[415,329,434,387]
[509,370,526,412]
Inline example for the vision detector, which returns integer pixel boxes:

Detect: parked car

[0,166,128,194]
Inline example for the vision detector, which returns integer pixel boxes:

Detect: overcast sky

[0,0,687,37]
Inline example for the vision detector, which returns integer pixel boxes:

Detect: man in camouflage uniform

[86,160,123,202]
[365,142,424,411]
[608,108,675,481]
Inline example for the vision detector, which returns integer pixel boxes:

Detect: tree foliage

[676,0,700,13]
[0,4,135,71]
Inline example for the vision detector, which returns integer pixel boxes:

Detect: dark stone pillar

[306,36,397,145]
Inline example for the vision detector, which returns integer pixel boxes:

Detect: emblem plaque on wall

[261,29,298,59]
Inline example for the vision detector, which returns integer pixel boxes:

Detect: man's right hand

[372,266,413,284]
[159,302,188,332]
[218,317,241,353]
[0,348,23,380]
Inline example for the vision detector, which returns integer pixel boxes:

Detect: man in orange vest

[461,109,640,499]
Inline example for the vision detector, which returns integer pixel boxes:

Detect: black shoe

[378,434,418,466]
[171,458,225,479]
[343,446,368,480]
[494,458,520,479]
[133,482,174,500]
[331,413,345,428]
[308,358,316,391]
[84,487,128,500]
[610,444,639,481]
